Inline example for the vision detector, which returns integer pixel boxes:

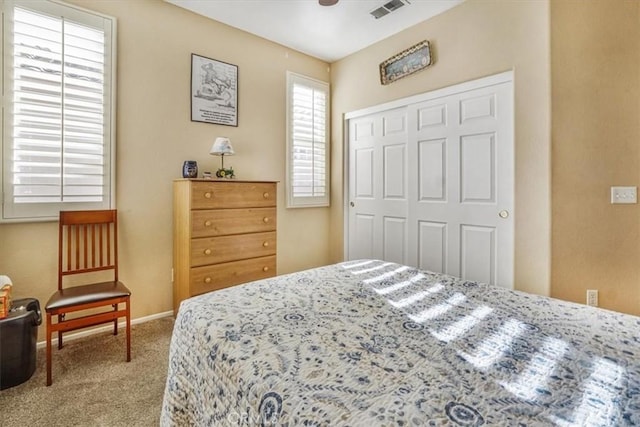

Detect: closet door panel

[417,220,447,273]
[355,148,374,198]
[383,216,407,265]
[460,132,495,204]
[460,224,496,285]
[418,138,446,201]
[351,214,375,260]
[384,144,406,199]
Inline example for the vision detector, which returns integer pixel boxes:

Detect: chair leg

[126,298,131,362]
[46,312,53,386]
[113,304,118,336]
[57,314,63,349]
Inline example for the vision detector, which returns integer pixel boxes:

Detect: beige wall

[551,0,640,316]
[330,0,552,297]
[0,0,332,336]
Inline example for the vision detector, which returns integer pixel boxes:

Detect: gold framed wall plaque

[379,40,432,85]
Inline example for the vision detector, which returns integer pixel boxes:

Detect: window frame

[1,0,117,223]
[285,71,330,209]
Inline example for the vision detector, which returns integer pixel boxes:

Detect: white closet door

[407,81,514,288]
[346,73,514,289]
[348,107,409,264]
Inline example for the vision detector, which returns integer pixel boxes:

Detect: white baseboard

[36,310,174,349]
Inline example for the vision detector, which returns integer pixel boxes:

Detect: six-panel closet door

[348,107,409,264]
[347,73,514,289]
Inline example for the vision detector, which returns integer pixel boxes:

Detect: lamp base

[215,167,235,179]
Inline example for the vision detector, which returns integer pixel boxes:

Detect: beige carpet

[1,317,174,427]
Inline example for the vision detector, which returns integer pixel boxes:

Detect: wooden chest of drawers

[173,179,277,315]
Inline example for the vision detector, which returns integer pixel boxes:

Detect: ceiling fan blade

[319,0,339,6]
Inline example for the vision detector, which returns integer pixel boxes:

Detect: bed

[161,260,640,426]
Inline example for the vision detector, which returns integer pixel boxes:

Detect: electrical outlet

[611,186,637,204]
[586,289,598,307]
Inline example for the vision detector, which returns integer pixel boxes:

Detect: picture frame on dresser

[191,53,238,127]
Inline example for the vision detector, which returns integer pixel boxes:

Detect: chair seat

[45,281,131,311]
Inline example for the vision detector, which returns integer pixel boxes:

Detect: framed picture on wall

[191,53,238,126]
[379,40,432,85]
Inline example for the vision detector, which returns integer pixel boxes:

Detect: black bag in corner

[0,298,41,390]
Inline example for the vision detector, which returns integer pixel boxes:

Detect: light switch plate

[610,186,637,204]
[586,289,598,307]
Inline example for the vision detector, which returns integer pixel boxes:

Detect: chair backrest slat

[82,224,88,270]
[90,224,95,269]
[66,226,72,272]
[99,224,104,267]
[58,210,119,290]
[107,223,111,267]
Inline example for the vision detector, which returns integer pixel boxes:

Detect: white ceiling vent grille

[370,0,410,19]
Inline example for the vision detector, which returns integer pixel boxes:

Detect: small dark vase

[182,161,198,178]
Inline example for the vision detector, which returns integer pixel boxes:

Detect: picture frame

[191,53,238,126]
[379,40,432,85]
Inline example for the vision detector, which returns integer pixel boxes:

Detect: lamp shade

[209,137,235,156]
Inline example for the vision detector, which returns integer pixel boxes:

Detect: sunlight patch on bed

[387,283,444,309]
[430,305,493,343]
[363,266,410,284]
[458,318,525,369]
[549,357,624,427]
[341,260,376,269]
[350,262,394,275]
[373,273,426,295]
[408,292,466,323]
[500,337,568,401]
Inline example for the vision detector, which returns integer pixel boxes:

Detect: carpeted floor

[1,316,174,427]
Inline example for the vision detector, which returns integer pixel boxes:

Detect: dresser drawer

[191,231,276,266]
[191,208,276,238]
[190,256,276,296]
[191,182,276,209]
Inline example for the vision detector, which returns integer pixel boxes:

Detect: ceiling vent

[370,0,410,19]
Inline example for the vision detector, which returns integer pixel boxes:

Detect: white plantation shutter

[1,0,115,221]
[286,72,329,208]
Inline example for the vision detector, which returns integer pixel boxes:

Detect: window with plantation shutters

[1,0,116,221]
[286,72,329,208]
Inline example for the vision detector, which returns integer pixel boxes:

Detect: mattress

[161,260,640,426]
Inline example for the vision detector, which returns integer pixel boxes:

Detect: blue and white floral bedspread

[161,260,640,426]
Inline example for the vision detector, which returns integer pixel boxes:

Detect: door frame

[343,70,514,265]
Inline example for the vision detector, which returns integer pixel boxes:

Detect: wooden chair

[45,209,131,386]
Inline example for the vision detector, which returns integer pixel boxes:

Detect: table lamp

[209,137,235,178]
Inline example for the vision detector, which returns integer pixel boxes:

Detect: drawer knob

[263,241,269,247]
[204,192,212,199]
[263,217,269,223]
[204,220,212,227]
[204,248,212,255]
[204,277,212,284]
[263,192,269,199]
[262,266,269,272]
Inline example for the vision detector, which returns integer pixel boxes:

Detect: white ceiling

[165,0,464,62]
